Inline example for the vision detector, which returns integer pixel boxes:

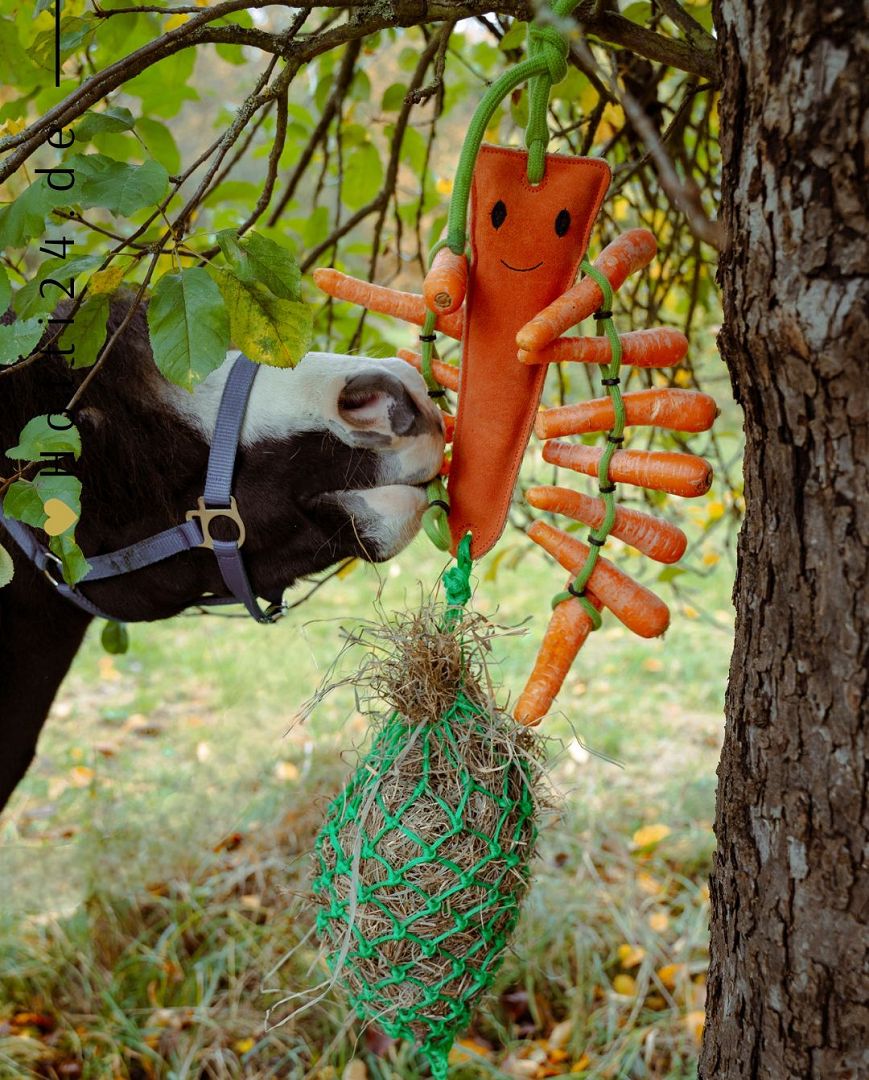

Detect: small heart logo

[43,498,79,537]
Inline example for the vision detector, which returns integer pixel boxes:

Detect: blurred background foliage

[0,2,737,1077]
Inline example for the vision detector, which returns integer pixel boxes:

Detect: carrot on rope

[516,229,658,353]
[525,485,688,564]
[535,388,719,440]
[527,520,670,638]
[542,441,713,498]
[397,348,461,392]
[313,269,464,340]
[518,326,689,368]
[423,248,468,315]
[514,589,602,726]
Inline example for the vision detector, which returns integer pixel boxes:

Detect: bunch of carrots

[315,228,718,728]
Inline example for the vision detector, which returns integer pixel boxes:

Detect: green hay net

[311,540,541,1079]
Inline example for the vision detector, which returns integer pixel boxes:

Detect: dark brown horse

[0,298,444,809]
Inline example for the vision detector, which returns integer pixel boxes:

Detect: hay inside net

[311,595,547,1080]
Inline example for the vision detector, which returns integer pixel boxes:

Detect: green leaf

[303,206,329,247]
[13,254,102,319]
[3,472,82,533]
[342,143,383,211]
[622,2,653,24]
[0,179,71,249]
[657,566,688,584]
[499,20,527,51]
[135,116,181,175]
[0,317,43,365]
[67,154,169,216]
[381,83,407,111]
[211,268,312,369]
[49,529,91,586]
[76,105,135,141]
[6,413,81,461]
[126,49,197,118]
[101,620,130,655]
[60,294,110,369]
[147,267,230,390]
[0,542,13,589]
[0,264,10,314]
[216,230,302,301]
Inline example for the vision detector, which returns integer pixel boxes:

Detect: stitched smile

[500,259,544,273]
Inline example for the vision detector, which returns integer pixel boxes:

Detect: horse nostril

[337,387,388,428]
[338,373,423,436]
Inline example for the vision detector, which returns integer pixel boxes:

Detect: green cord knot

[443,533,472,611]
[527,24,569,83]
[524,24,568,183]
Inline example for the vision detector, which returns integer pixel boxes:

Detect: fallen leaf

[548,1018,573,1048]
[648,911,670,933]
[234,1037,255,1054]
[612,974,637,996]
[684,1009,705,1044]
[632,824,671,849]
[617,944,645,968]
[342,1061,367,1080]
[69,765,94,788]
[657,963,687,990]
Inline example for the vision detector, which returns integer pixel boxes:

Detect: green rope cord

[550,261,624,628]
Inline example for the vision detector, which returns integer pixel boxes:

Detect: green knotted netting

[311,540,539,1079]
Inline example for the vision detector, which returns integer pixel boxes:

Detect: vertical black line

[54,0,62,87]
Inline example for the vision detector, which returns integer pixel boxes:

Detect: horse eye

[491,200,507,229]
[555,209,571,237]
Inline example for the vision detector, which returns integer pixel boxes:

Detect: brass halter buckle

[186,496,247,550]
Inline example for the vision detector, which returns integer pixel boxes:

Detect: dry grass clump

[310,602,552,1061]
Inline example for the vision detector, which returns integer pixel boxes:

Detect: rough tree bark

[702,3,867,1077]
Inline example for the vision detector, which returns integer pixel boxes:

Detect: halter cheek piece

[0,354,285,625]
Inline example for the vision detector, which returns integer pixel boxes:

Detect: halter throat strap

[0,354,284,626]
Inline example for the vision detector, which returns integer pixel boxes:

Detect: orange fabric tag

[446,145,611,557]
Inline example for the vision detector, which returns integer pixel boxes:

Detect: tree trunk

[702,3,867,1077]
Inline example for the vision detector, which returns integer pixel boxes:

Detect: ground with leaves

[1,532,731,1079]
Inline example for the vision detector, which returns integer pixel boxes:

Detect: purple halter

[0,354,285,625]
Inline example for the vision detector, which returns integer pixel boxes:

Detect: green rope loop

[443,533,473,622]
[549,259,624,621]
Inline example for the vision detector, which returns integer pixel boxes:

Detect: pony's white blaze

[171,350,441,451]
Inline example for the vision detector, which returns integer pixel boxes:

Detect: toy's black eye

[555,209,571,237]
[491,200,507,229]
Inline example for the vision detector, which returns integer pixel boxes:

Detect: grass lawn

[0,524,735,1080]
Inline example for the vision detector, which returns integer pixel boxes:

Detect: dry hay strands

[310,606,549,1077]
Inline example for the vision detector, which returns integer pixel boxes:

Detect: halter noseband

[0,354,285,625]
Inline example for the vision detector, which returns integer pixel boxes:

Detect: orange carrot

[528,520,670,638]
[423,248,468,314]
[516,229,658,353]
[535,388,719,440]
[397,347,460,392]
[514,591,601,725]
[542,441,713,498]
[518,326,689,368]
[313,268,464,340]
[524,485,688,563]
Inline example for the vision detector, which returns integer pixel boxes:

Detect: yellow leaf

[673,367,693,388]
[682,604,700,619]
[617,944,645,968]
[657,962,686,989]
[684,1009,705,1044]
[337,557,359,579]
[88,265,127,295]
[702,550,720,566]
[637,871,663,895]
[98,655,120,681]
[70,765,94,787]
[234,1037,255,1054]
[632,823,671,849]
[648,911,669,933]
[448,1038,491,1064]
[164,13,189,30]
[0,118,26,137]
[274,760,299,782]
[436,177,453,196]
[642,656,664,672]
[612,974,636,996]
[571,1056,591,1073]
[706,499,725,520]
